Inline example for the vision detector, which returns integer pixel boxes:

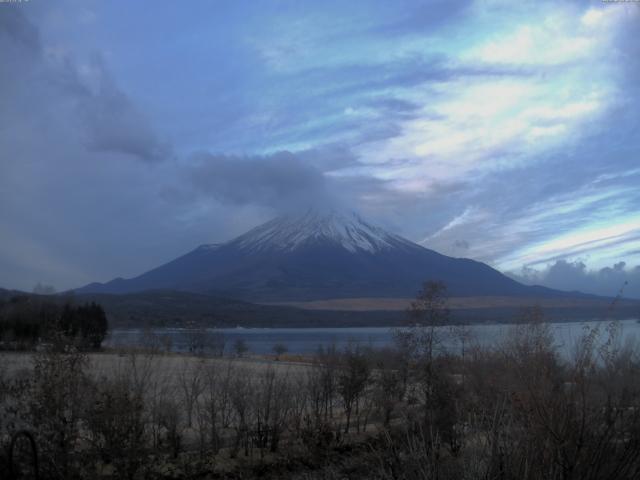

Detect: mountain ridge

[75,209,579,301]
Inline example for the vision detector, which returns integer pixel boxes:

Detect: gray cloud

[0,7,179,290]
[78,56,172,162]
[292,56,536,103]
[187,151,331,211]
[0,7,169,164]
[373,0,474,36]
[366,97,422,115]
[454,239,470,251]
[511,260,640,300]
[296,144,363,172]
[184,145,397,214]
[0,5,40,51]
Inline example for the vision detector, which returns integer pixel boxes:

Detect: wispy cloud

[0,0,638,294]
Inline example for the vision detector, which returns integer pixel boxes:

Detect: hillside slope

[77,210,576,302]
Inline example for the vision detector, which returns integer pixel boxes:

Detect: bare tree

[27,347,90,479]
[337,346,371,433]
[373,361,404,427]
[183,328,206,356]
[208,329,226,357]
[229,367,253,458]
[273,343,288,360]
[234,338,249,358]
[155,398,183,458]
[85,377,147,480]
[407,280,450,362]
[177,359,204,428]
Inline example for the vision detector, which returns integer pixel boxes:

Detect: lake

[105,318,640,357]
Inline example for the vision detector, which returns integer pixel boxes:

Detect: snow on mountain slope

[195,243,221,252]
[76,209,568,301]
[226,209,417,253]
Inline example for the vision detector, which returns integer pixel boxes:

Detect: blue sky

[1,0,639,298]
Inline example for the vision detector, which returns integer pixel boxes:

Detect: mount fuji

[77,209,561,301]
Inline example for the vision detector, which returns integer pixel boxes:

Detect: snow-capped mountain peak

[228,209,416,254]
[76,207,554,302]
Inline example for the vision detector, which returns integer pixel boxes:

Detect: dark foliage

[0,296,108,350]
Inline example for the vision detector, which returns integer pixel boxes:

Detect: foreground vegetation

[2,282,640,479]
[0,295,108,351]
[2,326,640,477]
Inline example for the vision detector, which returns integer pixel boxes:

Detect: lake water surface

[106,318,640,356]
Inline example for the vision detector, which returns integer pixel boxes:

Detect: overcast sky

[1,0,639,298]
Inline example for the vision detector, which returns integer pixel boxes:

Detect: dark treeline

[1,283,640,479]
[0,295,108,350]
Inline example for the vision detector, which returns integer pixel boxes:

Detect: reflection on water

[105,318,640,357]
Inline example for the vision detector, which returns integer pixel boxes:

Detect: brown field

[263,295,631,311]
[4,321,640,480]
[0,350,310,381]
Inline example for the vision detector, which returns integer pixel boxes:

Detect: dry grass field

[4,318,640,479]
[0,350,311,387]
[264,295,637,311]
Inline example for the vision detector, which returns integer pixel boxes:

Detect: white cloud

[511,259,640,299]
[499,216,640,271]
[351,3,623,195]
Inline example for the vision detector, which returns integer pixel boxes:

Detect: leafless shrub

[273,342,288,360]
[234,338,249,358]
[372,360,404,427]
[207,329,226,357]
[229,366,254,458]
[178,359,204,428]
[3,297,640,480]
[288,373,310,439]
[337,346,371,433]
[26,347,90,479]
[156,397,184,458]
[84,377,147,479]
[253,366,293,455]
